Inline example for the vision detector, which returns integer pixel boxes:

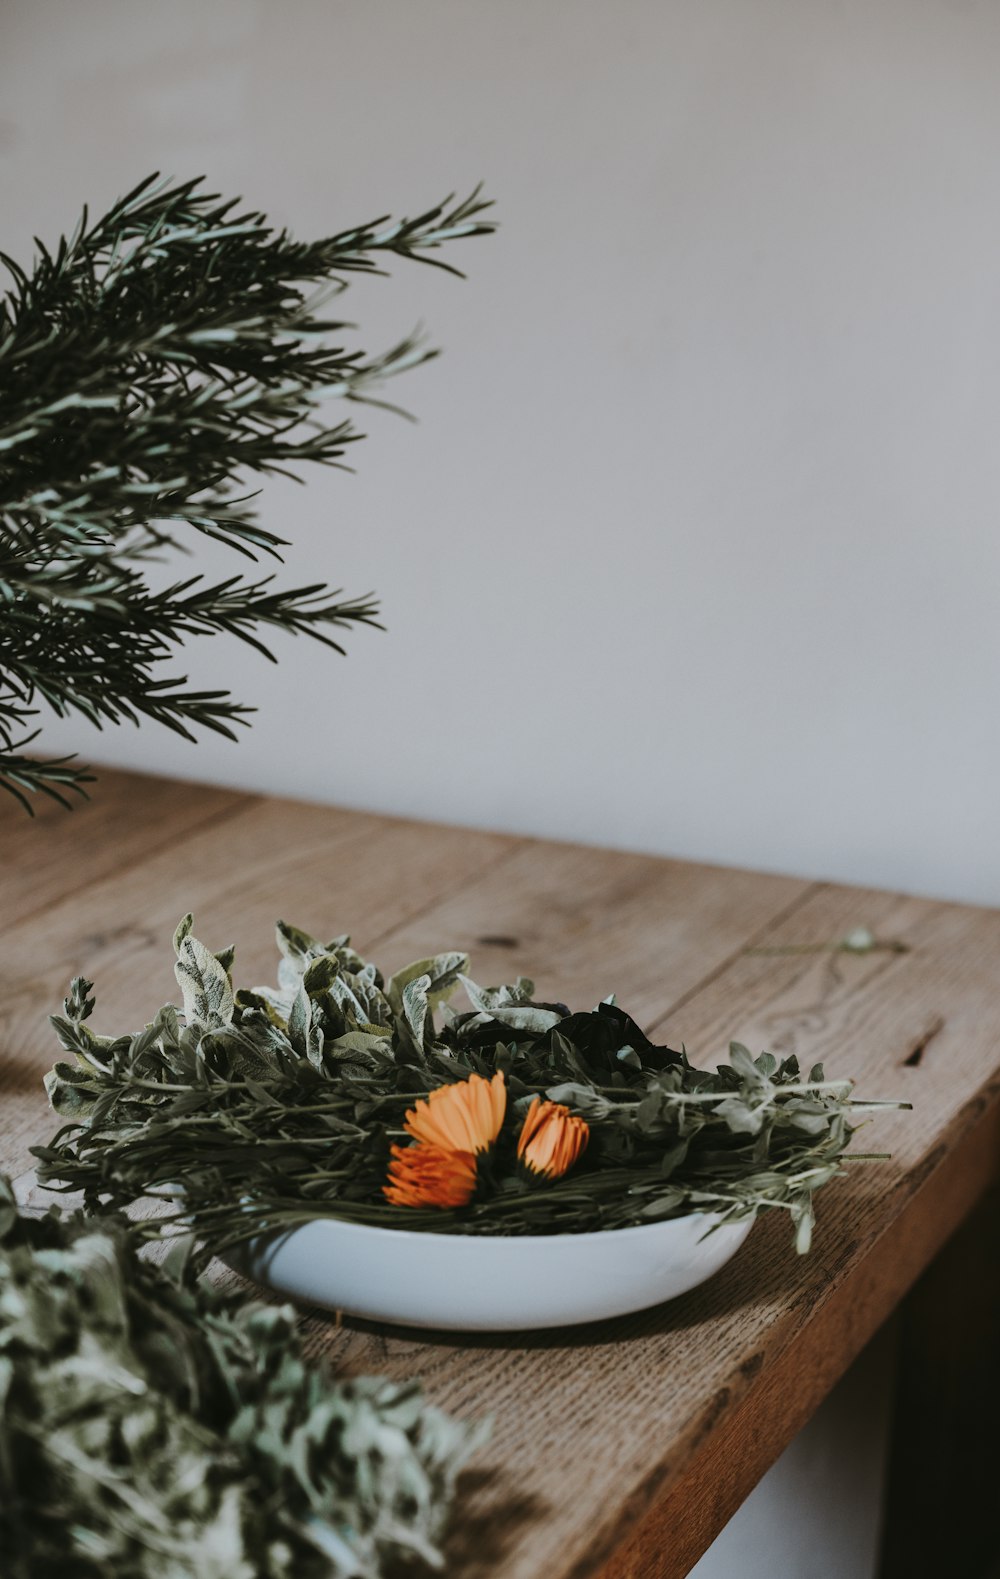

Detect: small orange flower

[403,1071,507,1155]
[517,1097,589,1179]
[384,1143,478,1208]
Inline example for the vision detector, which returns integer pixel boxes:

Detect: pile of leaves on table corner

[0,1175,487,1579]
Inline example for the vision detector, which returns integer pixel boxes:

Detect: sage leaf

[0,1180,485,1577]
[174,926,235,1029]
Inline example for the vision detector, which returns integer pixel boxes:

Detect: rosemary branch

[0,174,494,808]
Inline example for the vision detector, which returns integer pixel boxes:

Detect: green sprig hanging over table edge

[35,916,908,1264]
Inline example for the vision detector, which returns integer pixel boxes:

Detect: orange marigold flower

[383,1143,478,1208]
[517,1097,589,1179]
[403,1071,507,1155]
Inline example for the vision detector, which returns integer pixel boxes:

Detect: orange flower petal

[404,1071,507,1155]
[384,1143,478,1208]
[517,1095,545,1153]
[517,1099,589,1180]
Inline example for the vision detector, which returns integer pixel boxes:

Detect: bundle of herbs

[0,1176,485,1579]
[0,174,493,809]
[36,917,902,1264]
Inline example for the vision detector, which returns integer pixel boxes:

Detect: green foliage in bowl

[36,916,903,1263]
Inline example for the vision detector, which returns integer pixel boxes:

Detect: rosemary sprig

[0,175,494,809]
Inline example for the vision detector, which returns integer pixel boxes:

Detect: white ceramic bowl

[226,1210,755,1330]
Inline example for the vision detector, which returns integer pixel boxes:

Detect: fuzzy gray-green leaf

[387,953,468,1021]
[175,932,235,1029]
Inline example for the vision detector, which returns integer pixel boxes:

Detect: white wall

[0,6,988,1572]
[2,0,1000,906]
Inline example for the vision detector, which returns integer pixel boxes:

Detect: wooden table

[3,766,1000,1578]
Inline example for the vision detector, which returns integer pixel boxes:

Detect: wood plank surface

[2,769,999,1579]
[0,764,248,929]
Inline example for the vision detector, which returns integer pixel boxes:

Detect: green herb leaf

[0,1179,485,1577]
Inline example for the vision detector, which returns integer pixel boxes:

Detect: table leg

[878,1184,1000,1579]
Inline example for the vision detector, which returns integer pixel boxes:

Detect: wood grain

[2,772,999,1579]
[0,764,248,929]
[363,840,810,1030]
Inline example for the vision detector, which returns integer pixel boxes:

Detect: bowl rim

[248,1203,753,1252]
